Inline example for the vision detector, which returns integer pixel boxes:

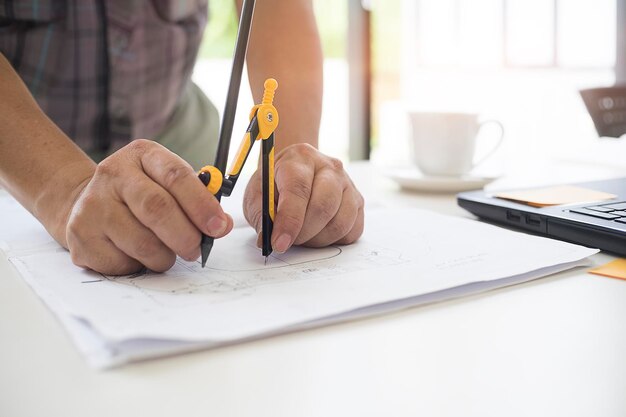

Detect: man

[0,0,364,275]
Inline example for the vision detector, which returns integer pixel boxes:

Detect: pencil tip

[264,256,268,266]
[201,246,211,268]
[200,238,214,268]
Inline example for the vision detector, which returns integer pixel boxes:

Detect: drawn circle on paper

[203,246,343,272]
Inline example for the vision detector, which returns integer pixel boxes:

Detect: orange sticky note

[588,259,626,281]
[495,185,616,208]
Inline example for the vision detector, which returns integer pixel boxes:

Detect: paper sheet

[0,194,598,368]
[495,185,616,207]
[589,259,626,281]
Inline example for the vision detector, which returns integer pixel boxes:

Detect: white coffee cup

[408,112,504,177]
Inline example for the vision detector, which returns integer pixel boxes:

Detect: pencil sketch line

[198,247,344,272]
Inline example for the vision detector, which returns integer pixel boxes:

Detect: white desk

[1,161,626,417]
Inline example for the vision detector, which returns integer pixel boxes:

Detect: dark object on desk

[458,178,626,256]
[580,86,626,138]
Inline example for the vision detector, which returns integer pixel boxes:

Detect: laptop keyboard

[569,202,626,224]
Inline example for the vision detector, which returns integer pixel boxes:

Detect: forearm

[239,0,323,151]
[0,53,95,245]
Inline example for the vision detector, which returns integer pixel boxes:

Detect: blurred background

[193,0,622,175]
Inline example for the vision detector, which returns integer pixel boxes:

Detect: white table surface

[1,161,626,417]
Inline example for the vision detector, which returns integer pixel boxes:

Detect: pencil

[262,131,275,262]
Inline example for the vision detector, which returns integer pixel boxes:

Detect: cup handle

[473,120,504,168]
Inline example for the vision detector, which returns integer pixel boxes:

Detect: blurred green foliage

[372,1,401,73]
[314,0,347,58]
[198,0,238,59]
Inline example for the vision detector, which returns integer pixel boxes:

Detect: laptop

[457,177,626,256]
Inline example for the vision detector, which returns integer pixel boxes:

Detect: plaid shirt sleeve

[0,0,208,155]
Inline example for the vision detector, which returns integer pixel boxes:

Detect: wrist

[32,159,96,248]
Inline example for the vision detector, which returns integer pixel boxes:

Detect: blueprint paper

[0,194,598,368]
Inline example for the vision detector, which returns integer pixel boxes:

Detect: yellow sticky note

[589,259,626,281]
[495,185,616,208]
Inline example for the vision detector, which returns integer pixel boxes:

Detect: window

[373,0,618,170]
[407,0,615,69]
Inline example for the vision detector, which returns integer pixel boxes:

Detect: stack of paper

[0,195,597,368]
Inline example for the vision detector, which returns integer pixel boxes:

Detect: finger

[68,233,143,276]
[243,170,263,233]
[271,162,315,253]
[134,140,231,238]
[104,201,179,271]
[336,205,365,245]
[243,171,281,246]
[293,169,343,245]
[304,188,362,248]
[66,196,144,275]
[119,175,206,260]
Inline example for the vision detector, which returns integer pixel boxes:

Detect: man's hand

[238,0,360,250]
[63,140,233,275]
[243,144,364,253]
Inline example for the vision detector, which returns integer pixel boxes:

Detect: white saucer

[388,169,497,193]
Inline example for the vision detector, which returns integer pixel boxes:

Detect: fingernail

[207,216,227,236]
[256,232,263,249]
[274,234,292,254]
